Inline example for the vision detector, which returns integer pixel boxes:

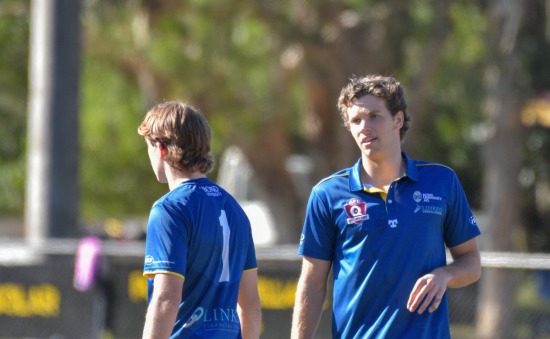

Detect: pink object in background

[73,236,102,292]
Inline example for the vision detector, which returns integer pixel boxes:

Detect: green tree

[78,0,495,242]
[0,1,29,216]
[2,2,550,335]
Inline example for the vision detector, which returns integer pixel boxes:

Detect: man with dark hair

[292,75,481,338]
[138,101,261,339]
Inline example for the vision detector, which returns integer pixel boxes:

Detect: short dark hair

[337,74,411,140]
[138,101,214,173]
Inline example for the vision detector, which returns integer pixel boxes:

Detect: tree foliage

[0,1,29,215]
[0,2,547,337]
[78,1,495,229]
[0,1,548,248]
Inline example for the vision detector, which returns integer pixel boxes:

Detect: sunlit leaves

[449,3,487,63]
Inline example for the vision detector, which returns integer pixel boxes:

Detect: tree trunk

[241,120,303,244]
[476,1,527,338]
[25,0,82,240]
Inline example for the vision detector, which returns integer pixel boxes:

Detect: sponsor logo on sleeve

[143,255,175,266]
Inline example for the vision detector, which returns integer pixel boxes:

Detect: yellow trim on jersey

[416,162,454,171]
[243,267,259,272]
[317,173,349,185]
[143,270,185,280]
[363,186,388,201]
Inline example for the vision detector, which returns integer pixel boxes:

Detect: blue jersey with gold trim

[143,177,257,339]
[298,153,480,339]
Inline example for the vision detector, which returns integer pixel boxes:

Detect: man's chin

[362,148,383,159]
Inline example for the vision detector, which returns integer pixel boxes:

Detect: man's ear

[394,111,404,129]
[157,142,168,158]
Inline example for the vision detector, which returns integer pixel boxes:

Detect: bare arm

[237,269,262,339]
[291,256,332,339]
[407,237,481,314]
[142,274,184,339]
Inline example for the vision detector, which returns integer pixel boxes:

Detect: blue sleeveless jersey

[143,177,257,339]
[298,153,480,338]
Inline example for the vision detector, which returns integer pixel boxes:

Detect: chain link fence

[0,240,549,338]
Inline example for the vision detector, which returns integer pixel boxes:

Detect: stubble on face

[348,95,399,158]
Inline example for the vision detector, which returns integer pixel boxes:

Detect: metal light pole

[25,0,82,241]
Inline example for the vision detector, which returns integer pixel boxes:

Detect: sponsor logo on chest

[344,198,369,225]
[412,190,444,215]
[413,190,442,203]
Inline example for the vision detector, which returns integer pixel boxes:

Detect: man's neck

[361,151,405,192]
[167,170,206,191]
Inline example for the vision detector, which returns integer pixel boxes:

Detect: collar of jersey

[348,152,419,192]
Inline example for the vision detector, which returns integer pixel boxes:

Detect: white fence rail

[1,238,549,270]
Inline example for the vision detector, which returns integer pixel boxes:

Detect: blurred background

[0,0,549,338]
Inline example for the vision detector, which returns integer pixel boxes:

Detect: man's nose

[360,119,371,131]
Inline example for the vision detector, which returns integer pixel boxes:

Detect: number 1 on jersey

[219,210,230,282]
